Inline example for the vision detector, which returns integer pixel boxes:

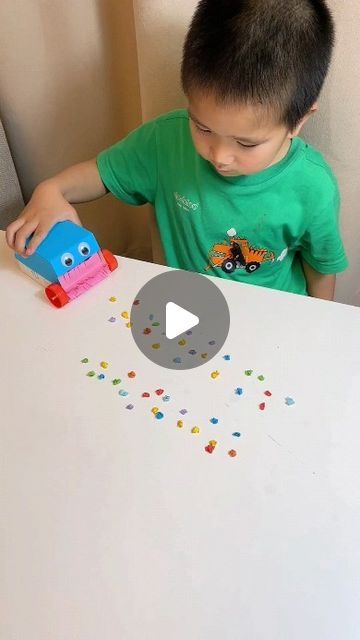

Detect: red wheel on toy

[45,283,70,308]
[102,249,118,272]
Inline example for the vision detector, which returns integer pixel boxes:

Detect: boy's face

[187,91,294,177]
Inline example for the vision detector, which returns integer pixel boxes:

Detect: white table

[1,232,360,640]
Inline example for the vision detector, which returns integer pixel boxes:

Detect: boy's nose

[209,142,234,167]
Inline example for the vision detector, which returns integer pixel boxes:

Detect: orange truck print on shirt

[207,228,276,274]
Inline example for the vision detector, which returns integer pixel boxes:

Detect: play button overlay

[130,270,230,370]
[166,302,199,339]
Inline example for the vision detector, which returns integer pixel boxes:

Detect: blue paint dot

[223,354,231,361]
[155,411,164,420]
[149,314,154,321]
[118,389,129,397]
[285,397,295,406]
[188,349,197,355]
[162,395,171,402]
[108,317,116,323]
[98,374,106,380]
[173,357,182,364]
[210,417,219,424]
[235,388,243,396]
[232,432,241,438]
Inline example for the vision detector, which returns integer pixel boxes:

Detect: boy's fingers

[13,221,38,255]
[26,224,50,255]
[5,218,25,249]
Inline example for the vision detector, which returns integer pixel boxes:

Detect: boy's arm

[302,259,336,301]
[6,159,106,256]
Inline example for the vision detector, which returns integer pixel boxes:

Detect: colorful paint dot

[100,361,108,369]
[188,349,197,355]
[177,420,184,428]
[245,370,253,376]
[108,317,116,323]
[285,397,295,406]
[155,388,164,396]
[109,296,117,302]
[112,378,121,385]
[126,404,134,410]
[152,343,161,350]
[259,402,266,411]
[209,340,216,346]
[178,339,186,346]
[211,370,220,379]
[264,390,272,397]
[143,327,152,335]
[152,321,160,327]
[97,374,106,380]
[87,371,96,377]
[151,407,159,414]
[142,392,150,398]
[201,353,208,359]
[128,371,136,378]
[133,299,140,306]
[210,417,219,425]
[155,412,164,420]
[205,445,215,454]
[223,354,231,361]
[232,432,241,438]
[173,357,182,364]
[185,330,193,336]
[81,358,89,364]
[228,449,237,458]
[119,389,129,397]
[121,311,129,319]
[209,440,217,447]
[162,395,171,402]
[257,375,265,381]
[191,426,200,434]
[149,314,154,321]
[126,322,133,329]
[179,409,188,415]
[235,387,243,396]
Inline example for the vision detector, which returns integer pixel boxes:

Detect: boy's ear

[289,103,318,138]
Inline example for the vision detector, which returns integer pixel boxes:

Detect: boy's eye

[195,124,211,134]
[236,141,258,148]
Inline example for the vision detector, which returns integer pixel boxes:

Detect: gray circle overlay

[130,270,230,370]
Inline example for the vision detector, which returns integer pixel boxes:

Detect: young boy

[6,0,348,300]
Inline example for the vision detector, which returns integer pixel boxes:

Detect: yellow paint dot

[152,343,161,350]
[100,361,108,369]
[201,353,208,359]
[209,440,217,447]
[178,339,186,346]
[177,420,184,428]
[126,322,133,328]
[151,407,159,414]
[191,426,200,434]
[109,296,117,302]
[121,311,129,319]
[211,370,220,379]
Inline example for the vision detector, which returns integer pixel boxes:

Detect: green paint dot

[152,322,160,327]
[87,370,96,377]
[81,358,89,364]
[112,378,122,385]
[257,375,265,381]
[245,370,253,376]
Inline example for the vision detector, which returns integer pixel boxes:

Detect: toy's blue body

[15,221,101,283]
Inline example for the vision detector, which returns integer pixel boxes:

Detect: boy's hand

[6,180,82,257]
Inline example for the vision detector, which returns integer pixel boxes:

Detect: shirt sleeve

[300,181,348,274]
[96,119,158,206]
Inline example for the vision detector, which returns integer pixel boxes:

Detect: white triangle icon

[165,302,199,340]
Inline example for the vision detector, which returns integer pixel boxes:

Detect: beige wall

[0,0,152,260]
[133,0,360,306]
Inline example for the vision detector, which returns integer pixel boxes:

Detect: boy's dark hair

[181,0,335,129]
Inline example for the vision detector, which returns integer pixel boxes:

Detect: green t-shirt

[97,109,348,295]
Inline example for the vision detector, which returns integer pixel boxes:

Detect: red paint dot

[142,392,150,398]
[259,402,266,411]
[205,445,215,454]
[155,388,164,396]
[264,390,272,397]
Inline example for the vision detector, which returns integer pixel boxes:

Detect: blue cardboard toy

[16,221,118,307]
